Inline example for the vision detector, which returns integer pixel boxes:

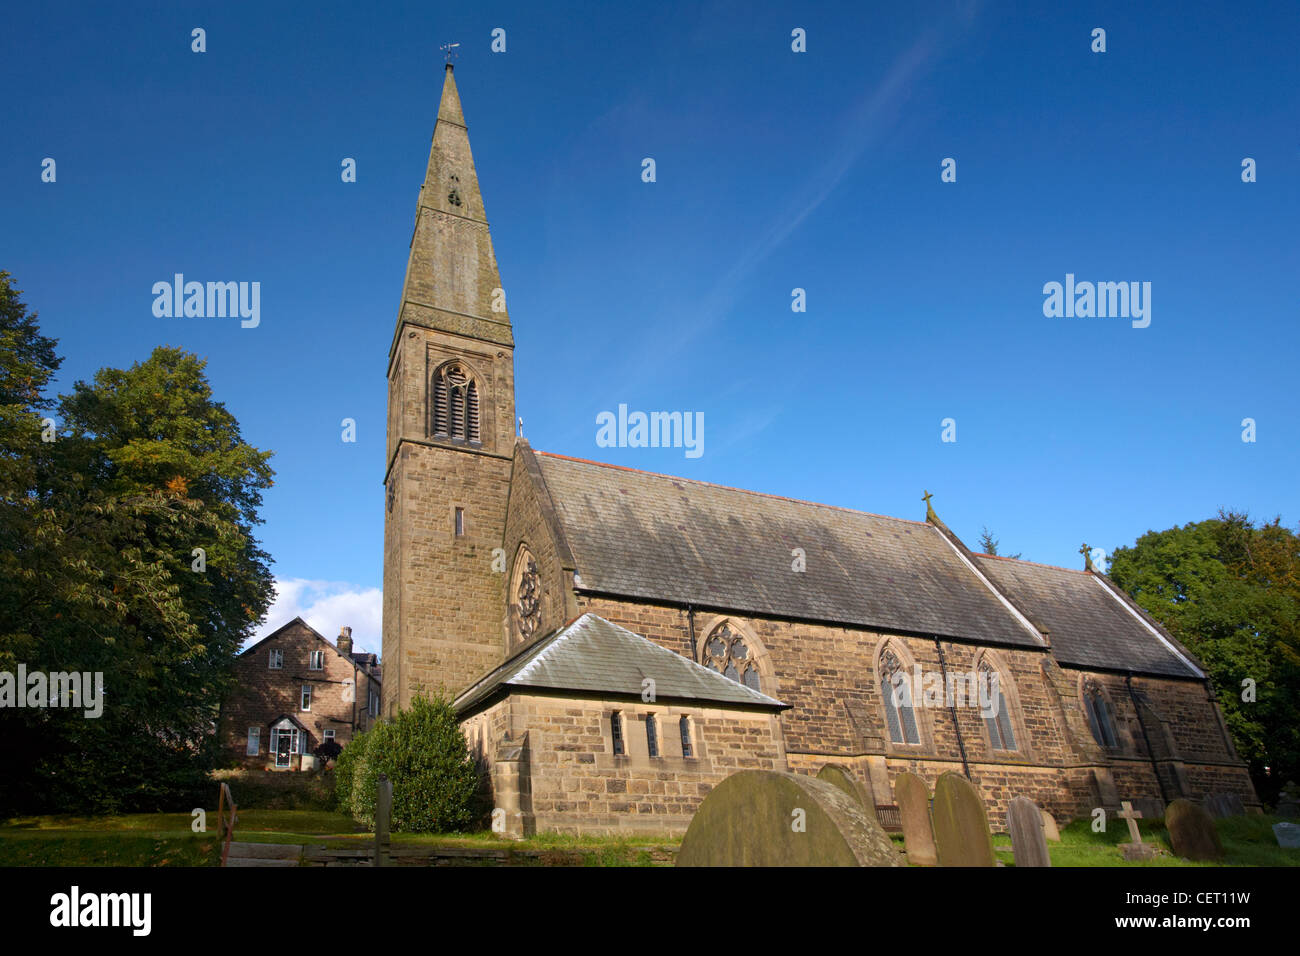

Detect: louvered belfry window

[431,362,481,443]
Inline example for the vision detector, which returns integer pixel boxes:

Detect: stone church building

[381,64,1259,837]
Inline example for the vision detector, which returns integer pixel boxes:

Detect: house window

[309,650,324,671]
[679,717,693,758]
[646,714,659,758]
[368,690,379,717]
[431,362,481,443]
[979,662,1017,751]
[701,622,762,693]
[323,729,335,742]
[1084,680,1119,749]
[268,649,283,670]
[879,648,921,746]
[246,727,260,756]
[454,507,465,537]
[611,711,624,756]
[301,684,312,711]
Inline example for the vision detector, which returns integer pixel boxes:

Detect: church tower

[382,64,515,715]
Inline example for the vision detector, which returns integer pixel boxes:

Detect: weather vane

[440,41,460,64]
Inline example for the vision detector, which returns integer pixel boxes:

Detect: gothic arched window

[1083,679,1119,749]
[879,648,920,746]
[979,661,1017,751]
[431,361,481,443]
[701,622,762,693]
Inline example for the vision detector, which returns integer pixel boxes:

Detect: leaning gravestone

[1274,783,1300,818]
[1040,808,1061,842]
[1166,798,1224,862]
[1006,796,1052,867]
[931,772,996,867]
[677,771,902,867]
[893,772,938,866]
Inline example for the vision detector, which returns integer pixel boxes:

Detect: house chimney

[338,626,353,656]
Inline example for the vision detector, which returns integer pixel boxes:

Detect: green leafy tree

[1107,512,1300,802]
[0,276,274,812]
[343,695,483,833]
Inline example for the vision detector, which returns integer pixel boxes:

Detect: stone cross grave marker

[932,772,996,867]
[1117,800,1157,861]
[894,771,938,866]
[1006,796,1051,867]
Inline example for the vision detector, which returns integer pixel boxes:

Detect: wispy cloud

[252,578,382,656]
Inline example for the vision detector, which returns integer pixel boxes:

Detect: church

[380,64,1258,837]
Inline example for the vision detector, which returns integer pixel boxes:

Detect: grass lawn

[0,810,678,867]
[989,814,1298,866]
[3,809,1293,867]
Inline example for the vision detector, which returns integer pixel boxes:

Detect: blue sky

[4,2,1297,655]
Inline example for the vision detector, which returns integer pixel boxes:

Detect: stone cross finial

[1080,542,1095,572]
[923,490,937,523]
[1118,801,1144,843]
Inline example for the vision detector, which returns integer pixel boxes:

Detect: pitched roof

[455,613,787,715]
[971,554,1203,679]
[240,617,382,681]
[530,452,1043,648]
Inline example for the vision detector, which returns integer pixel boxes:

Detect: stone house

[381,64,1259,836]
[223,618,381,770]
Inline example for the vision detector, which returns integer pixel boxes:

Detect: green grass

[0,810,678,866]
[990,814,1299,867]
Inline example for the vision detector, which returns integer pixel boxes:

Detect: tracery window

[879,648,920,746]
[511,548,541,644]
[701,622,762,693]
[431,361,480,443]
[979,661,1017,751]
[1083,679,1119,749]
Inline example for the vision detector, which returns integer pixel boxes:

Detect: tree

[1107,512,1300,803]
[978,526,1021,560]
[0,280,275,813]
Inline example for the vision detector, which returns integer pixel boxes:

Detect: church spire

[391,62,513,354]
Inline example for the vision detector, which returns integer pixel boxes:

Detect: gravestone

[1117,800,1157,861]
[1202,792,1244,819]
[1040,808,1061,842]
[893,772,938,866]
[1006,796,1051,867]
[817,764,869,809]
[1166,798,1224,862]
[1273,822,1300,849]
[677,771,902,867]
[373,774,393,867]
[931,772,996,867]
[1275,783,1300,818]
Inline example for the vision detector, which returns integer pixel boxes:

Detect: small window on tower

[454,507,464,537]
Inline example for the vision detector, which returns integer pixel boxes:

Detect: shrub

[313,740,343,764]
[346,694,483,833]
[333,729,369,819]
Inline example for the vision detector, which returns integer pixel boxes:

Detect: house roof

[530,451,1044,648]
[455,613,787,715]
[971,554,1203,679]
[240,617,382,682]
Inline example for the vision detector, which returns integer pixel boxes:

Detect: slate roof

[971,555,1203,679]
[455,613,787,715]
[531,453,1043,648]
